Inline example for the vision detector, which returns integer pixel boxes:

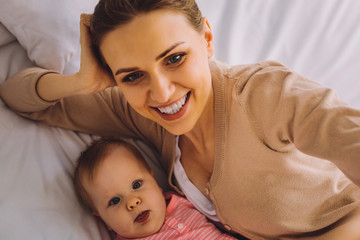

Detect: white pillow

[0,23,15,46]
[0,0,98,74]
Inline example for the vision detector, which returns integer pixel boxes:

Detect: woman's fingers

[77,13,116,93]
[80,13,93,52]
[80,13,91,27]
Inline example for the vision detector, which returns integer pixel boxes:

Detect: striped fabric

[116,192,237,240]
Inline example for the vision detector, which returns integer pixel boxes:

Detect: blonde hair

[91,0,203,46]
[91,0,203,73]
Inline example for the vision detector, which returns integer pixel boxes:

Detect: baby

[73,138,237,239]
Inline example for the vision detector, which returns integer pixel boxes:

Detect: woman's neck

[182,88,215,151]
[178,88,215,190]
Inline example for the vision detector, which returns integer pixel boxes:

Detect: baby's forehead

[80,143,149,181]
[110,144,151,168]
[100,146,149,171]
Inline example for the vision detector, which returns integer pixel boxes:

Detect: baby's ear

[92,212,113,231]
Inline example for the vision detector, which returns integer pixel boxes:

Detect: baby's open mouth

[135,210,150,223]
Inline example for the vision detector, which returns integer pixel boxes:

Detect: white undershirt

[173,136,219,222]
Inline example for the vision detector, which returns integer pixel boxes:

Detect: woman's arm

[243,63,360,186]
[37,13,115,102]
[0,66,137,137]
[0,14,145,138]
[0,14,114,111]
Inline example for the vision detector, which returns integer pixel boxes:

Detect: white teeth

[158,94,187,115]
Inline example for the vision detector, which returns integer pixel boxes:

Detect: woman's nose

[127,197,142,211]
[150,74,175,103]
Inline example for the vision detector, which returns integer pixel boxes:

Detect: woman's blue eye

[132,180,142,190]
[169,55,181,64]
[167,53,185,65]
[123,72,143,83]
[109,197,120,206]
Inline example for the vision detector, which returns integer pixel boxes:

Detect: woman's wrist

[36,72,91,101]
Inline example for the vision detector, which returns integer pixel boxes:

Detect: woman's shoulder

[209,59,289,82]
[209,59,297,100]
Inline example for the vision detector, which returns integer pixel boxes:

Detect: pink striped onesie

[115,192,236,240]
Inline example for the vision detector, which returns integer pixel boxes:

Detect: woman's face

[100,9,214,135]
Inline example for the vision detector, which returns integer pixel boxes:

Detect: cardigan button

[224,224,232,231]
[205,187,210,196]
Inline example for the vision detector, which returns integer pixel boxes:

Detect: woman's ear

[203,17,214,59]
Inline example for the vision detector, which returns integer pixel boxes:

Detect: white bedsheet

[198,0,360,109]
[0,1,359,239]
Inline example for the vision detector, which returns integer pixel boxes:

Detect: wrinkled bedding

[0,0,359,239]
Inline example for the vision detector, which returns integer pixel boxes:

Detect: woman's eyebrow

[155,41,185,61]
[115,67,140,76]
[115,41,185,76]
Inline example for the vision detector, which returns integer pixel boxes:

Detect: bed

[0,0,359,239]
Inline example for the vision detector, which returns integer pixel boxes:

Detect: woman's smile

[153,92,190,121]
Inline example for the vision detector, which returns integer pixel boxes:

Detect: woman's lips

[154,92,190,121]
[135,210,150,223]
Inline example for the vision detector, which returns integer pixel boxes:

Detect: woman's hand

[76,13,116,94]
[36,14,115,101]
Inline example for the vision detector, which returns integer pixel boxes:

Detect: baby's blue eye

[132,180,142,190]
[109,197,120,206]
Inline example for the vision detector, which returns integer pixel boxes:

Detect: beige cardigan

[1,60,360,240]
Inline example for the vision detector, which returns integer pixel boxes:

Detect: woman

[1,0,360,239]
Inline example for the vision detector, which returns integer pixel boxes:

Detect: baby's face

[84,145,166,238]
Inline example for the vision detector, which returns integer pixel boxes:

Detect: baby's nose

[127,197,142,211]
